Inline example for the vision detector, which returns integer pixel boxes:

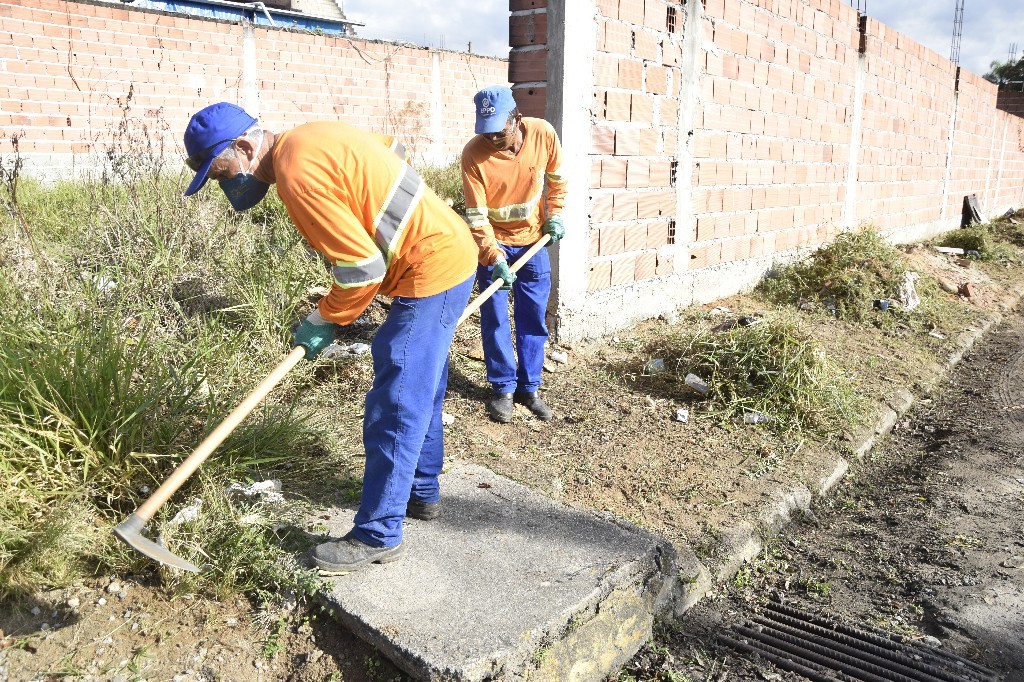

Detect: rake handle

[457,233,550,325]
[133,344,307,523]
[131,235,550,524]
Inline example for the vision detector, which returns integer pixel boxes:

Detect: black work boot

[312,533,403,575]
[514,391,553,421]
[487,392,514,423]
[406,499,441,520]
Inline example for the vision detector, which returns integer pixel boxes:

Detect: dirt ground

[2,239,1023,682]
[620,306,1024,682]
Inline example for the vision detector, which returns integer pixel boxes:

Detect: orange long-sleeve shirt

[273,122,477,325]
[461,117,567,266]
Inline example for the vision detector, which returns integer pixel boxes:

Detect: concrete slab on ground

[317,463,677,682]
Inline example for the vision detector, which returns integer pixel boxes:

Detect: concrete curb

[667,286,1024,615]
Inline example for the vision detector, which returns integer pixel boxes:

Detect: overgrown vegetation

[936,223,1015,261]
[0,126,461,602]
[758,228,910,321]
[651,315,863,434]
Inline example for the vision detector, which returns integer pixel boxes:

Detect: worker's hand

[542,214,565,245]
[491,261,516,291]
[293,310,340,360]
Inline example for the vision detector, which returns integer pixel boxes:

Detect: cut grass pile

[758,228,911,321]
[650,314,863,434]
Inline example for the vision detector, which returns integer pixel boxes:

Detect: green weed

[758,227,911,321]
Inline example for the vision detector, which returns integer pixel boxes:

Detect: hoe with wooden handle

[114,233,551,571]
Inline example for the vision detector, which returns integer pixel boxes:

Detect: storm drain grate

[720,600,998,682]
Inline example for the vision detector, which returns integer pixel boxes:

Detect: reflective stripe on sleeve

[545,166,567,184]
[332,252,386,288]
[374,163,424,265]
[389,139,407,160]
[464,206,490,227]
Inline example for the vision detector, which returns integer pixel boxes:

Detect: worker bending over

[183,102,476,574]
[460,86,567,423]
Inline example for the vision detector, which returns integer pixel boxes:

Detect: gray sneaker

[486,392,514,423]
[514,391,553,420]
[312,533,404,575]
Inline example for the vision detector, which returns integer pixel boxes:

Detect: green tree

[985,57,1024,91]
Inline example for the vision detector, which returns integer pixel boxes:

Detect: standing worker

[182,102,477,574]
[460,85,567,423]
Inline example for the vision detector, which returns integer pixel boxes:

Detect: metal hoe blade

[113,513,200,573]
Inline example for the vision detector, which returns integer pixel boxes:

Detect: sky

[341,1,1022,78]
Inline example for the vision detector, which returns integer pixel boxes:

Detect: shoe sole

[314,544,405,575]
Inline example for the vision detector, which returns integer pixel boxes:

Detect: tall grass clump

[758,228,910,321]
[0,125,332,602]
[936,222,1015,261]
[419,161,465,214]
[656,315,863,434]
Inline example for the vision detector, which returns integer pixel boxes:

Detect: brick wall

[997,91,1024,118]
[510,0,1024,340]
[0,0,507,176]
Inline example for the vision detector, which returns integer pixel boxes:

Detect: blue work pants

[476,242,551,395]
[351,275,474,547]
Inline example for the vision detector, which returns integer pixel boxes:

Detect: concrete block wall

[0,0,507,178]
[512,0,1024,341]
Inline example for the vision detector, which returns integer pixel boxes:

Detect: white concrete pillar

[545,0,596,336]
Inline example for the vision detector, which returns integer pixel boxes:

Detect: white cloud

[342,1,509,57]
[342,1,1023,78]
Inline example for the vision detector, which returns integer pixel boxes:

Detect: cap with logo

[473,86,518,135]
[183,102,257,196]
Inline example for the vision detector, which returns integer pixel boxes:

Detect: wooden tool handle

[457,233,551,326]
[134,344,307,522]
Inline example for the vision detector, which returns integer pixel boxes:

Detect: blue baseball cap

[183,102,257,196]
[473,86,518,134]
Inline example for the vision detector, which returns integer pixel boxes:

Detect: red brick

[592,125,616,153]
[508,48,547,82]
[603,20,632,54]
[635,251,658,280]
[631,93,654,123]
[635,30,660,61]
[656,251,675,275]
[625,224,647,251]
[615,127,641,155]
[591,193,615,222]
[639,128,659,154]
[509,12,547,47]
[611,255,638,285]
[595,54,619,87]
[613,193,639,221]
[646,64,669,95]
[647,221,670,248]
[626,159,650,188]
[619,58,643,89]
[597,0,618,19]
[510,0,547,9]
[606,90,632,120]
[588,261,613,291]
[512,85,546,118]
[637,191,675,218]
[601,158,628,187]
[599,224,626,255]
[619,0,645,24]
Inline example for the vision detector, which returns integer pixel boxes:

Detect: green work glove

[491,260,516,290]
[293,310,339,360]
[542,214,565,245]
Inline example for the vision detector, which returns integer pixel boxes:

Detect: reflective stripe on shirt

[465,206,490,228]
[389,139,407,160]
[374,163,425,265]
[545,165,567,184]
[333,252,386,288]
[483,169,544,224]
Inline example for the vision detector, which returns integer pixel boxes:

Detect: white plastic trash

[684,373,710,395]
[441,411,455,426]
[673,408,689,423]
[898,272,921,311]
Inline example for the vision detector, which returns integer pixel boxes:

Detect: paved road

[624,309,1024,681]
